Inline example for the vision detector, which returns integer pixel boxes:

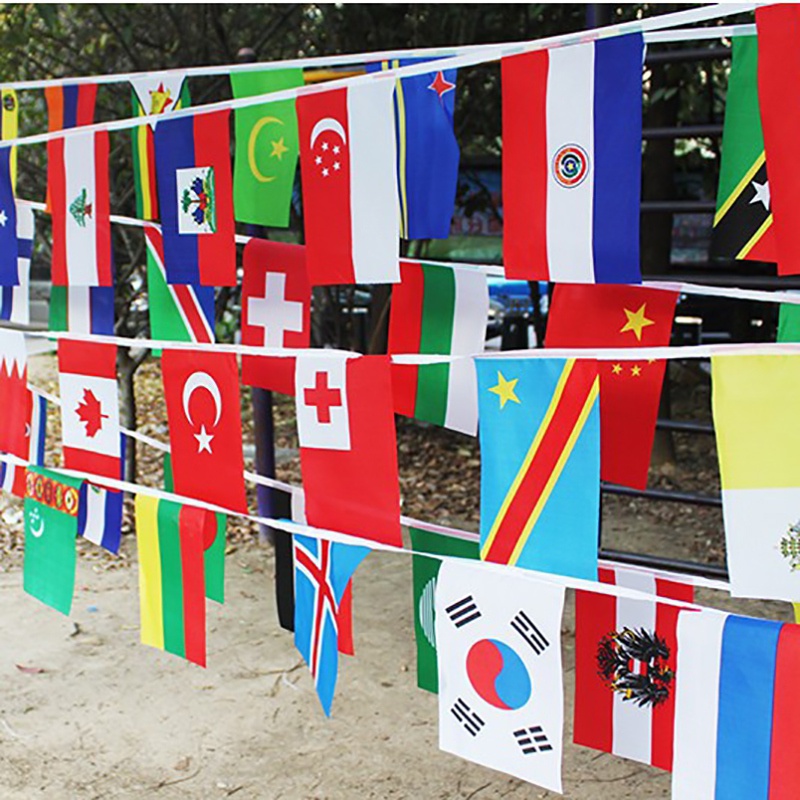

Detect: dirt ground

[0,355,790,800]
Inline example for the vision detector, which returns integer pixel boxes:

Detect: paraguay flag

[502,34,644,283]
[154,110,236,286]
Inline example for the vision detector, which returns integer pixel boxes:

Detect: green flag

[410,526,479,693]
[231,69,303,228]
[711,36,775,262]
[23,467,83,615]
[778,301,800,344]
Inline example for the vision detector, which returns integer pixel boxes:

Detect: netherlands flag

[502,34,644,283]
[672,611,800,799]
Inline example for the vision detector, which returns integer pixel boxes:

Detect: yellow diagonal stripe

[737,214,773,258]
[714,151,766,225]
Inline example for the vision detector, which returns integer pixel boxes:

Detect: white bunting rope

[0,3,759,151]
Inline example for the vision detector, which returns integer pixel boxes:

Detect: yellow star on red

[620,304,655,341]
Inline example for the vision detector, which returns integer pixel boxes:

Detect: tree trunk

[117,347,147,483]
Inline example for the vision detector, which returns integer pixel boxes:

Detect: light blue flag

[475,357,600,579]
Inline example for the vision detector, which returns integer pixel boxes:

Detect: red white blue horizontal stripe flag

[502,34,643,283]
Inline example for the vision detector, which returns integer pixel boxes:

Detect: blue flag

[367,59,459,240]
[475,357,600,579]
[0,148,18,286]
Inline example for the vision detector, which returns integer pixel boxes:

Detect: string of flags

[1,2,799,796]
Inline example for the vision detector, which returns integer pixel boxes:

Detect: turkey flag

[161,349,247,513]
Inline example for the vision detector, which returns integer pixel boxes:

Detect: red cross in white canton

[304,371,343,424]
[294,539,338,679]
[427,70,456,101]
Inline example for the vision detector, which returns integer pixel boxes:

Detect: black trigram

[446,595,481,628]
[513,726,553,755]
[511,610,549,655]
[451,698,485,737]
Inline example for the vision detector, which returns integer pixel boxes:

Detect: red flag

[295,354,402,546]
[161,349,247,514]
[756,5,800,276]
[241,239,310,390]
[0,330,28,459]
[545,284,677,489]
[574,566,693,771]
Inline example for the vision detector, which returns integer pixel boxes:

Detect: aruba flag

[154,110,236,286]
[502,34,643,282]
[476,357,600,579]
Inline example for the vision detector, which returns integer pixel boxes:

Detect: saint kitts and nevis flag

[475,357,600,580]
[231,68,303,228]
[574,566,694,771]
[297,81,400,286]
[154,110,236,286]
[501,33,643,283]
[130,73,190,221]
[710,36,775,264]
[672,611,800,799]
[545,284,678,490]
[388,260,488,436]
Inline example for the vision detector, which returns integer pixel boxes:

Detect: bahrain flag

[0,329,29,459]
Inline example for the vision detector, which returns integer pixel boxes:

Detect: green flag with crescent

[232,69,304,228]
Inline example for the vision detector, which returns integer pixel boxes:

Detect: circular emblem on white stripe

[552,143,589,189]
[419,576,437,649]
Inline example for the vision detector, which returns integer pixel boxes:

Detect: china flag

[545,284,677,489]
[161,349,247,514]
[295,354,402,546]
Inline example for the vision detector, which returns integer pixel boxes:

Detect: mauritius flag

[154,110,236,286]
[388,260,488,435]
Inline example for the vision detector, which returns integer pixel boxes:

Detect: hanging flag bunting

[436,558,566,793]
[574,566,694,771]
[295,354,403,546]
[154,109,236,286]
[45,83,97,131]
[0,202,33,324]
[161,348,247,514]
[240,239,310,389]
[50,285,114,336]
[0,145,17,286]
[297,80,400,285]
[0,390,47,498]
[671,611,791,800]
[130,73,190,221]
[711,36,775,263]
[711,354,800,602]
[0,328,29,459]
[475,357,600,579]
[388,260,487,435]
[23,466,82,615]
[2,88,19,191]
[366,59,459,240]
[57,339,121,480]
[135,493,216,667]
[293,533,370,716]
[145,227,214,345]
[502,34,643,282]
[409,526,479,693]
[545,284,678,489]
[78,480,124,554]
[231,68,303,228]
[48,129,113,287]
[755,5,800,275]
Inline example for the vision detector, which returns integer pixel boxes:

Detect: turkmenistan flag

[711,36,775,262]
[410,526,479,692]
[23,467,82,615]
[231,68,304,228]
[388,260,488,435]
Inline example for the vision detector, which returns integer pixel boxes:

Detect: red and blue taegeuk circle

[466,638,532,710]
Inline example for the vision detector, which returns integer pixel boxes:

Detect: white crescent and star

[310,117,346,150]
[28,508,44,538]
[182,371,222,454]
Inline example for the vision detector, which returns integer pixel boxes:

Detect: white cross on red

[246,272,304,348]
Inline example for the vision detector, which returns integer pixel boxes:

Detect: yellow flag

[1,88,18,190]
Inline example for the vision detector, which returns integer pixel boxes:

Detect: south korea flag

[436,559,566,793]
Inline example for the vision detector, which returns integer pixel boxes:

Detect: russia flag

[502,34,644,283]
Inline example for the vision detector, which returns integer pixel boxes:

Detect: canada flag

[0,329,30,459]
[57,339,122,479]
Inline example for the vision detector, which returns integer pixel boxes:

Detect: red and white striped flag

[48,130,113,287]
[573,566,693,771]
[297,81,399,286]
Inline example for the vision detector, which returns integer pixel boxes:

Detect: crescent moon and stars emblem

[28,507,44,538]
[182,371,222,454]
[247,116,288,184]
[309,117,347,179]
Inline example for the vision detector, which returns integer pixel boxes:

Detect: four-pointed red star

[428,71,456,101]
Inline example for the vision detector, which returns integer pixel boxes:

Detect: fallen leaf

[15,664,45,675]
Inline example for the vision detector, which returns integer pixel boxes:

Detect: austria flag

[502,34,644,283]
[297,81,400,286]
[574,566,693,771]
[154,110,236,286]
[48,130,113,287]
[58,339,122,480]
[0,329,29,459]
[295,354,402,546]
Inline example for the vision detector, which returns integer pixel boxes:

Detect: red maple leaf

[75,388,108,438]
